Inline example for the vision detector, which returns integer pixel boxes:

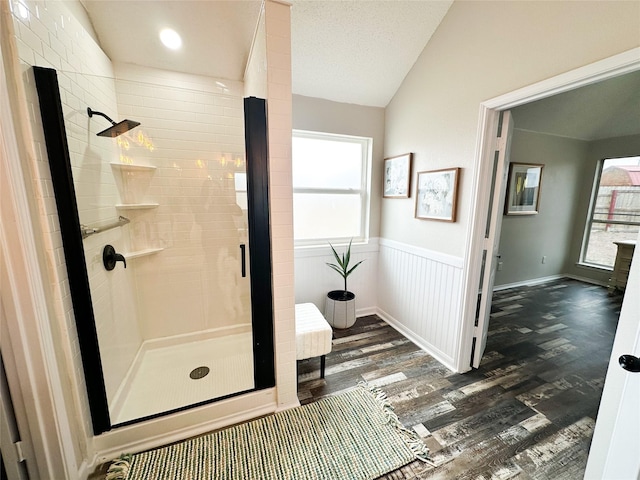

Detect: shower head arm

[87,107,116,126]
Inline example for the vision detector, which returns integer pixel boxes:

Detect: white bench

[295,303,332,378]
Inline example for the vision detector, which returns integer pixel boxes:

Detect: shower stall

[33,64,274,433]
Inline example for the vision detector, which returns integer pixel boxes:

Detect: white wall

[262,0,298,410]
[383,0,640,371]
[294,241,378,315]
[495,129,588,287]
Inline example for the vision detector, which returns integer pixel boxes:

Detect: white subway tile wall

[10,0,132,443]
[113,64,250,341]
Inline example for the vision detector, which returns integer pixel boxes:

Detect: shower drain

[189,366,210,380]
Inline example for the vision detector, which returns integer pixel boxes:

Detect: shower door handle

[240,244,246,277]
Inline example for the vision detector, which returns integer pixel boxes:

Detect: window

[292,130,371,246]
[581,156,640,268]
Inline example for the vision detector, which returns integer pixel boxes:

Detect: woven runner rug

[107,383,430,480]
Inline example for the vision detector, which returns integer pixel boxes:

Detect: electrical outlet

[542,256,547,264]
[497,261,504,271]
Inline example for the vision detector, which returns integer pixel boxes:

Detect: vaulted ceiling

[81,0,639,140]
[82,0,452,108]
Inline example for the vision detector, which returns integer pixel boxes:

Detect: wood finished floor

[297,279,623,480]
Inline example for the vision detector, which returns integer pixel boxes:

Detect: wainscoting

[294,240,379,315]
[377,239,464,371]
[294,238,464,371]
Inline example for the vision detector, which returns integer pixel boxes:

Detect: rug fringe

[106,454,132,480]
[357,382,436,466]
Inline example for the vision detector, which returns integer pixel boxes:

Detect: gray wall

[495,130,587,287]
[495,132,640,288]
[292,94,385,239]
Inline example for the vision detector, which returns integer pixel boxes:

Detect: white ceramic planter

[324,290,356,329]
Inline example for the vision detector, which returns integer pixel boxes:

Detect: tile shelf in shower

[110,162,157,172]
[123,247,164,260]
[115,203,160,210]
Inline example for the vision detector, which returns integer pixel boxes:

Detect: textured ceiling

[291,0,453,107]
[512,70,640,141]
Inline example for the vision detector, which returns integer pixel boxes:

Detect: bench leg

[320,355,326,379]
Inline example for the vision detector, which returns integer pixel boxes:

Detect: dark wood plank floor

[297,279,623,480]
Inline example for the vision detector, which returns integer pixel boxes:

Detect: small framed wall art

[415,167,460,222]
[504,163,543,215]
[383,153,412,198]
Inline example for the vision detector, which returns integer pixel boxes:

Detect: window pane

[584,226,639,266]
[293,193,361,240]
[583,157,640,267]
[293,136,362,189]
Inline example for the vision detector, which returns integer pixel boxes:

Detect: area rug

[106,383,430,480]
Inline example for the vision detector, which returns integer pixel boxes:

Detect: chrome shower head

[87,107,141,138]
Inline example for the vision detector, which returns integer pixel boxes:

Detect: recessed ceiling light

[160,28,182,50]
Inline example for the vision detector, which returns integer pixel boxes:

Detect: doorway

[463,48,640,371]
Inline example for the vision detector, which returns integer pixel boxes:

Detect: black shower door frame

[33,66,275,435]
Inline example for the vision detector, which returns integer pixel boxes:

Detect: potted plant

[325,239,364,329]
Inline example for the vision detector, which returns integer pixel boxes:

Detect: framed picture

[505,163,544,215]
[415,167,460,222]
[383,153,412,198]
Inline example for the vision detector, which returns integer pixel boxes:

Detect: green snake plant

[326,239,364,292]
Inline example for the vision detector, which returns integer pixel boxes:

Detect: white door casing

[471,111,513,368]
[584,229,640,480]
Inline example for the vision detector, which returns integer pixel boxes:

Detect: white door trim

[459,46,640,372]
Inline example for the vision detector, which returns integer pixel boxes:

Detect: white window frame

[580,157,640,269]
[292,129,371,247]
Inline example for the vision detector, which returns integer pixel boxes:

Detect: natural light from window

[582,156,640,268]
[292,131,370,246]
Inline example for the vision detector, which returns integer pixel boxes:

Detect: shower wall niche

[34,61,272,430]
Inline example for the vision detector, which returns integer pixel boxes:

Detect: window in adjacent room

[292,130,371,246]
[581,156,640,268]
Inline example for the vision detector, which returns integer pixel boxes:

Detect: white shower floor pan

[111,331,254,425]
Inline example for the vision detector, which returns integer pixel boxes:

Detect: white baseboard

[356,306,377,317]
[493,274,565,291]
[564,273,608,287]
[375,308,457,373]
[493,273,608,292]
